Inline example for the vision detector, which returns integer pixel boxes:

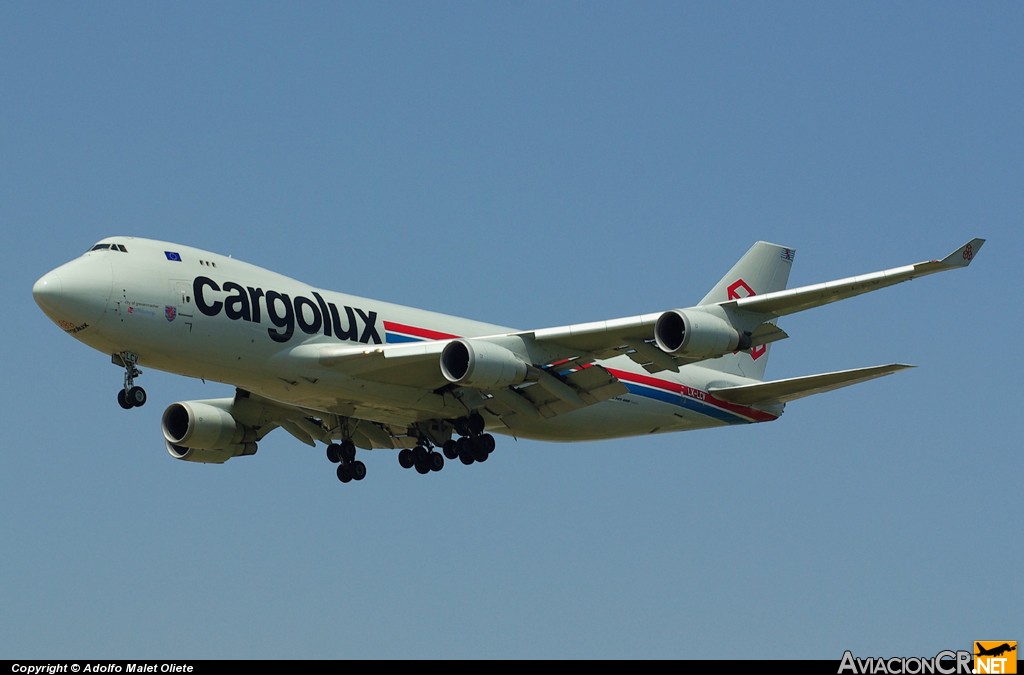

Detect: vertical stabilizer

[698,241,795,380]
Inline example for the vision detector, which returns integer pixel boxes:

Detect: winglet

[938,238,985,268]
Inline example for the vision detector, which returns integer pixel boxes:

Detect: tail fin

[698,241,795,380]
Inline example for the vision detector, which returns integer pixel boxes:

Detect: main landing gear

[116,351,147,409]
[327,439,366,483]
[397,412,496,476]
[398,442,445,475]
[447,432,496,465]
[327,412,498,485]
[448,412,496,466]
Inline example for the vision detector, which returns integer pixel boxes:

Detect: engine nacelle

[654,309,750,358]
[440,339,529,389]
[162,401,257,464]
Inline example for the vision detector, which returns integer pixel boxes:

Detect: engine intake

[654,309,749,358]
[440,339,529,389]
[162,400,257,464]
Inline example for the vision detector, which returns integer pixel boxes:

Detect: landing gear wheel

[117,389,132,409]
[458,438,475,464]
[415,460,430,475]
[472,442,489,462]
[478,433,496,454]
[127,386,147,407]
[350,460,367,481]
[339,440,356,463]
[442,439,458,460]
[398,448,415,469]
[428,452,444,472]
[326,444,341,463]
[337,463,353,483]
[468,412,485,436]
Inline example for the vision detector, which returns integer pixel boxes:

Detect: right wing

[520,237,984,372]
[281,238,984,427]
[721,238,985,318]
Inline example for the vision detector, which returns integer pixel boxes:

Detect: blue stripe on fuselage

[385,333,420,344]
[622,382,751,425]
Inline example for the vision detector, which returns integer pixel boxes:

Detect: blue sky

[2,2,1020,660]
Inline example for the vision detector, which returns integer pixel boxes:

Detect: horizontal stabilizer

[708,364,914,406]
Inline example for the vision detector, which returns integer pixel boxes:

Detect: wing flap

[484,364,627,420]
[708,364,914,406]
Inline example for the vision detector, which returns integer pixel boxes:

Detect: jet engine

[440,339,529,389]
[161,400,257,464]
[654,309,751,358]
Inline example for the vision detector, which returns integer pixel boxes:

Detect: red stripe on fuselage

[607,367,778,422]
[383,321,460,341]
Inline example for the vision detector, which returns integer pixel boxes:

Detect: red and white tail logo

[727,279,766,360]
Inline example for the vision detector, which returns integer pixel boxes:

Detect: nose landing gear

[115,351,147,409]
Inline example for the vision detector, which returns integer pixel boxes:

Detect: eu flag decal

[165,251,182,262]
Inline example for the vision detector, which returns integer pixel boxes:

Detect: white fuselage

[33,237,780,445]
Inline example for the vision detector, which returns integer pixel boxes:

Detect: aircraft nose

[32,272,64,317]
[33,255,113,331]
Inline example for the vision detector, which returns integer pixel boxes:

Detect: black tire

[127,386,147,407]
[414,460,430,475]
[459,450,474,465]
[117,389,132,409]
[339,439,356,463]
[468,412,485,436]
[350,460,367,481]
[428,452,444,472]
[479,433,496,454]
[454,417,470,437]
[398,448,414,469]
[336,463,352,483]
[442,439,458,460]
[472,445,489,462]
[326,444,341,463]
[413,445,428,462]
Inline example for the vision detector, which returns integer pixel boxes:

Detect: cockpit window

[88,243,129,253]
[90,244,111,251]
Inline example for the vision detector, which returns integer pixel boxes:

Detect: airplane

[32,235,984,485]
[976,643,1016,658]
